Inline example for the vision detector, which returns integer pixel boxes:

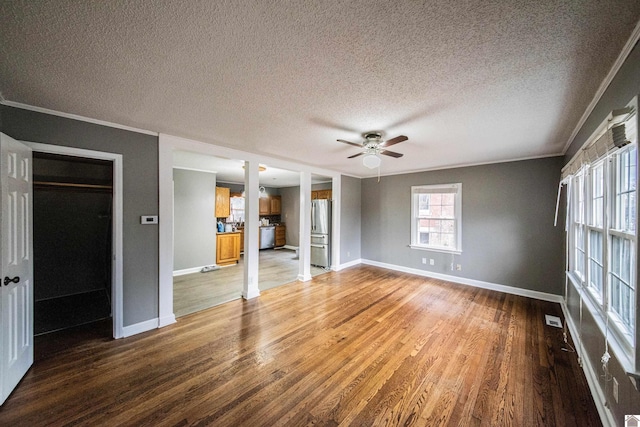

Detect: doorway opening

[32,152,113,340]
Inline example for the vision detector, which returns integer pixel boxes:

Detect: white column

[243,160,261,299]
[158,136,176,327]
[298,171,312,281]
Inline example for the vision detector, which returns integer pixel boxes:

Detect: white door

[0,133,33,406]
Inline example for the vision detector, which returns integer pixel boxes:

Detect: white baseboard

[158,314,176,328]
[173,266,208,276]
[122,318,159,338]
[297,273,312,282]
[561,303,615,427]
[283,245,298,251]
[361,259,564,304]
[336,258,362,271]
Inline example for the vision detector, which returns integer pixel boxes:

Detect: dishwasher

[259,226,275,249]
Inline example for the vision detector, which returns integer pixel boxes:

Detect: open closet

[32,152,113,336]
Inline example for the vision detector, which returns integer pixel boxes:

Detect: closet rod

[34,181,113,190]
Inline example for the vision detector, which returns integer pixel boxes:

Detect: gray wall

[173,169,216,270]
[280,186,300,246]
[563,40,640,424]
[362,157,565,295]
[340,175,361,263]
[0,104,159,327]
[312,182,332,191]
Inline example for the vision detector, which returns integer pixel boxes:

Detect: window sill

[567,272,638,377]
[409,245,462,255]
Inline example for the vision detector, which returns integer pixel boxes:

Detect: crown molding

[0,100,158,136]
[562,18,640,154]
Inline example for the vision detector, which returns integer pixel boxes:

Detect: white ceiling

[1,1,639,177]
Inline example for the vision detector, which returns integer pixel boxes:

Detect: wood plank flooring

[173,248,327,317]
[0,265,600,426]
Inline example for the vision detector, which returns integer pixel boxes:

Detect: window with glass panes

[411,184,462,253]
[609,145,637,334]
[572,172,586,280]
[567,126,637,347]
[588,162,605,301]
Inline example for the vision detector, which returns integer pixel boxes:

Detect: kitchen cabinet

[259,197,271,215]
[259,195,281,215]
[215,187,230,218]
[270,195,281,214]
[239,228,244,253]
[275,225,286,247]
[216,232,240,266]
[312,189,332,200]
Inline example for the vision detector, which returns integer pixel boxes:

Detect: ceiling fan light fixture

[363,154,381,169]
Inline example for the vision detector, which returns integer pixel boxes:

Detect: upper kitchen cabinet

[270,195,281,215]
[215,186,230,218]
[312,189,332,200]
[259,197,271,215]
[258,194,281,215]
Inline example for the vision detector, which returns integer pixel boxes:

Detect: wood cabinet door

[259,197,270,215]
[215,187,230,218]
[270,196,281,214]
[216,233,240,265]
[275,225,286,247]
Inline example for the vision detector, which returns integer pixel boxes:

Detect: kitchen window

[410,183,462,253]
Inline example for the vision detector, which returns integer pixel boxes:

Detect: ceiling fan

[337,131,408,168]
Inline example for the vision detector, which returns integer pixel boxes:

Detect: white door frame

[25,142,124,339]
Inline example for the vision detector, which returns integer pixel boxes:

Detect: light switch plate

[141,215,158,224]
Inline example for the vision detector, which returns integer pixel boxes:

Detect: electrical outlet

[347,251,350,257]
[422,258,427,264]
[613,377,619,403]
[456,264,462,271]
[429,259,435,265]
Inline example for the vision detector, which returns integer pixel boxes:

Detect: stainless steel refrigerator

[311,199,331,268]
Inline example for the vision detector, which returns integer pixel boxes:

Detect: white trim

[122,318,159,338]
[562,18,640,154]
[297,273,312,282]
[283,245,298,251]
[362,152,564,180]
[172,166,218,174]
[336,258,362,271]
[361,259,564,303]
[561,302,616,427]
[2,101,158,137]
[24,142,125,339]
[408,245,462,255]
[173,266,207,276]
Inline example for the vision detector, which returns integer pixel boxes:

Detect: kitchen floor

[173,248,328,318]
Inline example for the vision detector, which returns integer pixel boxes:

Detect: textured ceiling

[1,1,639,177]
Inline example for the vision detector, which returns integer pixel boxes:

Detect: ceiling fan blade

[337,139,362,148]
[380,150,403,158]
[381,135,408,147]
[348,152,365,159]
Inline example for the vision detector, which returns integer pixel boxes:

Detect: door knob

[3,276,19,286]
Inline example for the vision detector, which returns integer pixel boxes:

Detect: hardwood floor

[173,248,327,317]
[1,265,600,426]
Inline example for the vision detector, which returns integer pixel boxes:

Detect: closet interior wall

[32,152,113,335]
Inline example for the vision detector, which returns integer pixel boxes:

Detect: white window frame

[566,105,638,373]
[410,183,462,254]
